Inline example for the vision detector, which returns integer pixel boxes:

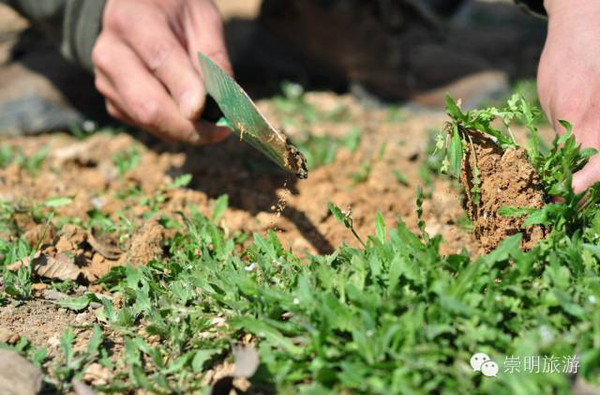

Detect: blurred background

[0,0,547,136]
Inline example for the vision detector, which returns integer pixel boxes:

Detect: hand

[538,0,600,193]
[92,0,231,145]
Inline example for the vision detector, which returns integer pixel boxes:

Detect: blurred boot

[0,4,107,136]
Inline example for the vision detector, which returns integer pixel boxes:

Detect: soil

[460,128,547,252]
[1,94,479,258]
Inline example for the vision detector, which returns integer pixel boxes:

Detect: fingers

[184,0,233,77]
[103,2,206,120]
[572,154,600,194]
[93,34,229,145]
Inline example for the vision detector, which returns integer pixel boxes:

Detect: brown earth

[1,93,478,260]
[460,128,547,251]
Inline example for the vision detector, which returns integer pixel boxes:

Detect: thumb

[572,154,600,194]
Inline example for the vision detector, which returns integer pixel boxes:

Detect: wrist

[544,0,600,19]
[543,0,559,15]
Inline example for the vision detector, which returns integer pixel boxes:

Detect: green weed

[0,145,48,175]
[113,147,140,196]
[295,127,362,170]
[441,93,600,244]
[273,82,350,126]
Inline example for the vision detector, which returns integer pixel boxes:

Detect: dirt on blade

[460,128,547,252]
[284,142,308,179]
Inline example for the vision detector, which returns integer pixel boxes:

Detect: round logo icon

[481,361,499,377]
[470,353,491,372]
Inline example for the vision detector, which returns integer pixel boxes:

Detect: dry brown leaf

[87,228,122,260]
[34,252,83,281]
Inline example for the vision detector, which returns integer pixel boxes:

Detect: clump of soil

[284,142,308,180]
[460,128,547,252]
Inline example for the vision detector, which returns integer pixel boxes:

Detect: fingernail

[180,90,201,120]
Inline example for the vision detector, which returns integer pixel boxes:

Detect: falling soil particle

[460,128,547,252]
[271,179,290,218]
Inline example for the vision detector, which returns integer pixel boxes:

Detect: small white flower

[293,298,300,305]
[539,325,553,344]
[82,120,97,132]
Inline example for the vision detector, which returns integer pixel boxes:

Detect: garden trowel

[198,53,308,179]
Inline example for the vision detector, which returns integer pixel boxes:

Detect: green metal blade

[198,53,308,179]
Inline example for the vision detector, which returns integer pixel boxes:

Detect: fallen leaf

[23,224,56,248]
[88,228,122,260]
[33,252,82,281]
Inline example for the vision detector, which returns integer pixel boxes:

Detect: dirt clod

[83,363,112,386]
[122,221,165,266]
[460,129,547,251]
[23,223,56,248]
[0,327,13,343]
[285,143,308,179]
